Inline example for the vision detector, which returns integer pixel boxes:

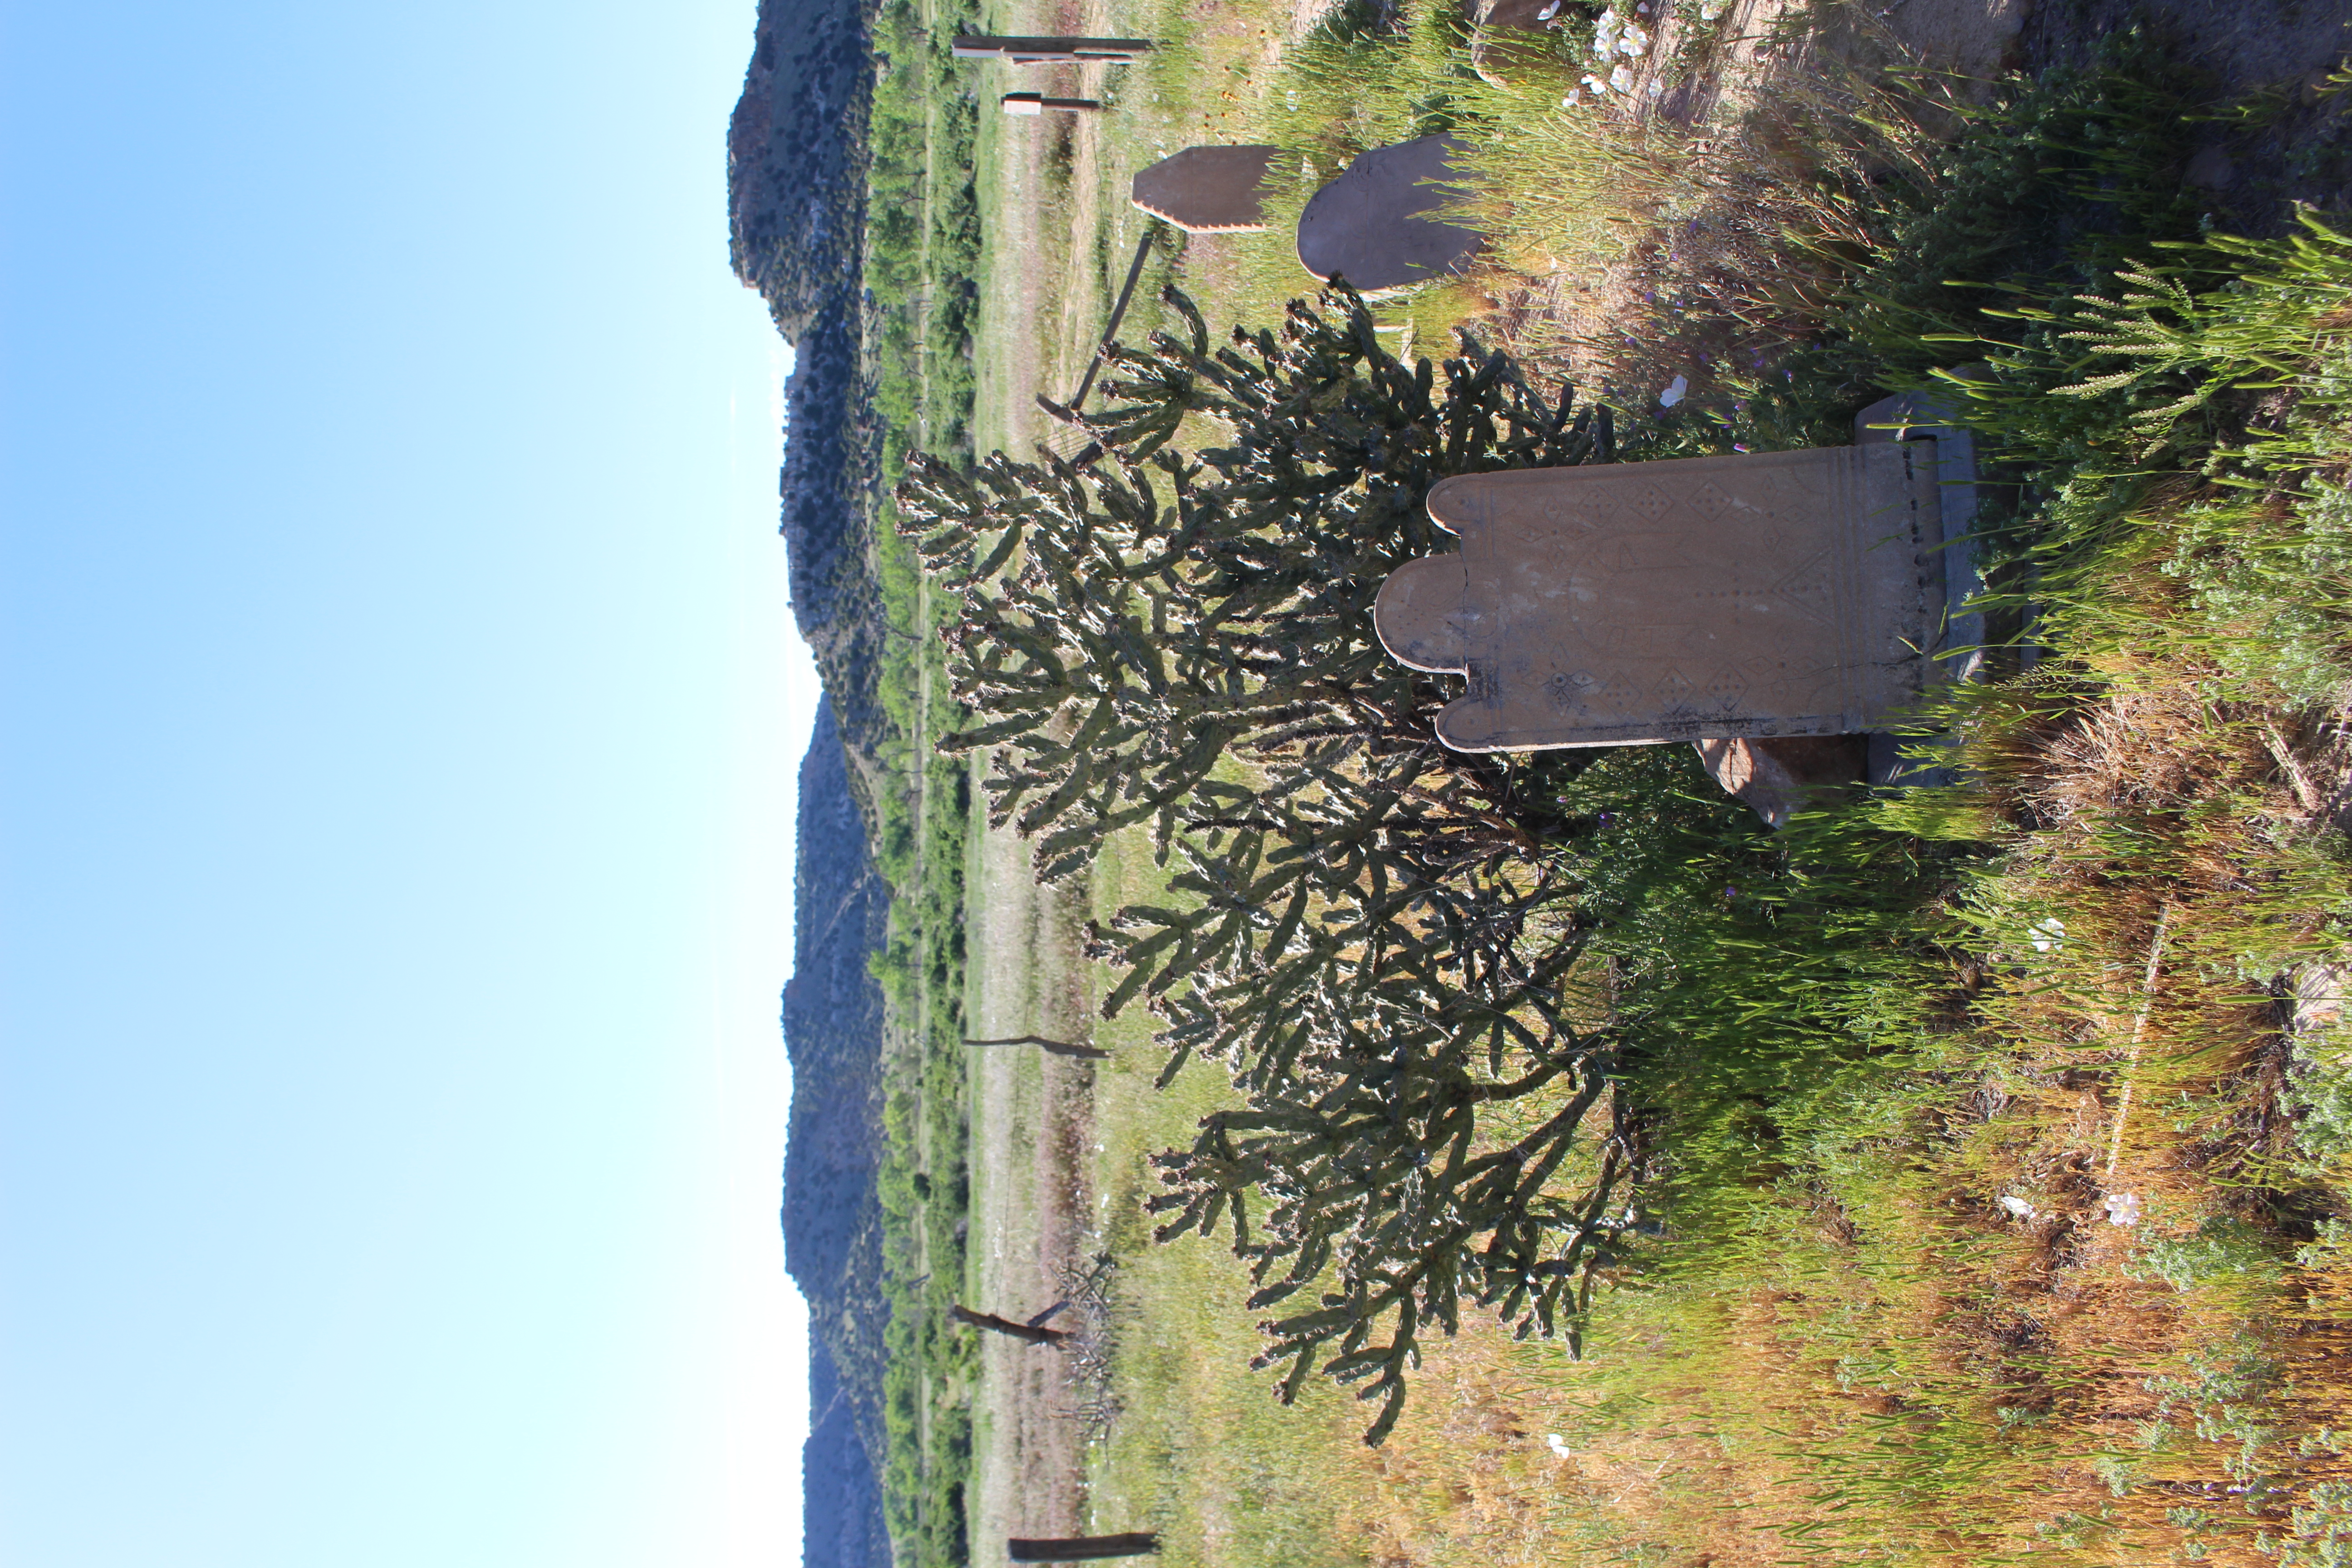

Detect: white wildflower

[1698,0,1725,15]
[1591,13,1621,56]
[1618,21,1651,53]
[2104,1191,2143,1227]
[1647,78,1665,97]
[2028,916,2067,954]
[1545,1433,1574,1459]
[1583,71,1610,94]
[1998,1195,2037,1220]
[1658,373,1687,407]
[1609,61,1635,92]
[1562,88,1584,107]
[1535,0,1560,16]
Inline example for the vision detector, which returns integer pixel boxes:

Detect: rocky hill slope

[729,0,891,764]
[730,0,899,1558]
[782,696,892,1568]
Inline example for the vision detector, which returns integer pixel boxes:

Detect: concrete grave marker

[1130,145,1281,233]
[1374,443,1956,751]
[1295,135,1483,292]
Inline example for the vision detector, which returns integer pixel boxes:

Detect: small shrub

[2290,1033,2352,1171]
[2130,1215,2279,1293]
[2274,1481,2352,1568]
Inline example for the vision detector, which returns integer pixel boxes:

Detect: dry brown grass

[1473,24,1966,409]
[963,7,2352,1556]
[1293,562,2352,1565]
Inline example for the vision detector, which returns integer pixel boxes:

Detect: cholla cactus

[897,285,1638,1444]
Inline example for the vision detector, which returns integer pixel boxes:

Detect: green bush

[2129,1215,2280,1293]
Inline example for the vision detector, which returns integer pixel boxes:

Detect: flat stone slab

[1374,443,1954,750]
[1131,145,1281,233]
[1295,135,1482,292]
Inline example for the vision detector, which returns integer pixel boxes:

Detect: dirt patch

[2021,0,2352,225]
[965,798,1101,1564]
[1469,0,2043,392]
[1484,0,2350,398]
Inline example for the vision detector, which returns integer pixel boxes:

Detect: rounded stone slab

[1295,135,1482,292]
[1373,444,1954,752]
[1130,145,1281,233]
[1372,553,1473,674]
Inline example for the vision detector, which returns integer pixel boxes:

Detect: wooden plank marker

[1002,93,1104,115]
[1007,1534,1161,1563]
[954,34,1153,64]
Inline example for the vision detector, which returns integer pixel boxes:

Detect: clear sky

[0,3,820,1564]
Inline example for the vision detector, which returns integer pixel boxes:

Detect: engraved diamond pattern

[1544,491,1619,529]
[1596,672,1641,707]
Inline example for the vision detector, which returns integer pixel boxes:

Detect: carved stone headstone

[1373,442,1954,751]
[1295,135,1483,292]
[1130,145,1281,233]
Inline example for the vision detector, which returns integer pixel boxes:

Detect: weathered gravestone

[1373,441,1958,752]
[1130,145,1281,233]
[1295,134,1484,292]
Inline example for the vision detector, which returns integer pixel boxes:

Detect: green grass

[1112,0,1670,335]
[862,0,990,1559]
[906,3,2352,1560]
[1080,824,1397,1568]
[1494,204,2352,1563]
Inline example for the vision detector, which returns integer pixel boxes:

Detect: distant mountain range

[728,0,894,1562]
[782,697,891,1568]
[730,0,892,763]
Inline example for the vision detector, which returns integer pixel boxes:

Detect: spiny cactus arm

[1249,1266,1438,1446]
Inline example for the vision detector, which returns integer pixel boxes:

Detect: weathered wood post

[952,35,1153,64]
[1001,93,1104,115]
[964,1035,1111,1059]
[949,1304,1068,1346]
[1007,1534,1161,1562]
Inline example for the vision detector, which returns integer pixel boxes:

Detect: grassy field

[872,0,2352,1565]
[860,0,989,1558]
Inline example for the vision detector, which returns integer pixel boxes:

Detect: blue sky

[0,3,819,1563]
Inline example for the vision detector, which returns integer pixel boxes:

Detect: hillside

[780,696,892,1568]
[728,0,892,762]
